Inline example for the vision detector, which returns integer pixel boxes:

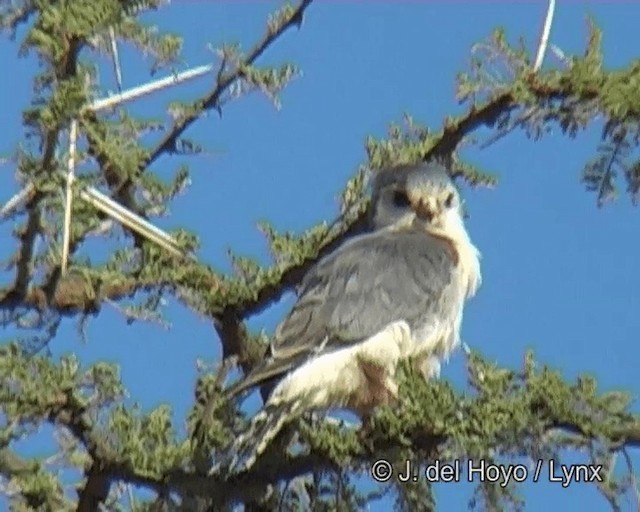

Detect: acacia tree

[1,1,639,511]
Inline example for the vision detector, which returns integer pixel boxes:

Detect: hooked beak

[411,199,436,223]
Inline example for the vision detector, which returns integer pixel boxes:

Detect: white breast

[410,228,481,363]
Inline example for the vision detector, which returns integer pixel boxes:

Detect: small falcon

[218,161,482,473]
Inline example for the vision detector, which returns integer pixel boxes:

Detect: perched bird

[218,161,482,473]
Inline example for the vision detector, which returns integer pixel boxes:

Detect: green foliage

[4,340,622,511]
[365,115,498,191]
[455,20,640,203]
[365,115,437,172]
[237,61,300,110]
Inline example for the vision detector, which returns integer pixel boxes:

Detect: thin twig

[478,106,537,150]
[73,65,212,258]
[127,483,136,510]
[105,298,171,328]
[533,0,556,71]
[143,0,313,169]
[3,2,311,282]
[621,447,640,511]
[61,119,78,275]
[550,44,572,68]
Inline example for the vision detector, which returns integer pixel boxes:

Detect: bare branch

[77,464,110,512]
[65,418,640,506]
[142,0,313,171]
[105,298,171,329]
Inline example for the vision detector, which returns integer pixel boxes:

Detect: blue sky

[1,1,639,510]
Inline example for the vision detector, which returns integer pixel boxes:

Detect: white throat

[429,213,482,299]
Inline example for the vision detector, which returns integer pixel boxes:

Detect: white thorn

[0,183,35,218]
[78,186,187,258]
[88,64,214,113]
[61,119,78,275]
[533,0,556,72]
[109,26,123,92]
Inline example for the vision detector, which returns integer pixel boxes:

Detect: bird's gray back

[270,228,463,362]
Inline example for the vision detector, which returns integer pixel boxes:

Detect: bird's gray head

[370,162,465,237]
[369,161,481,298]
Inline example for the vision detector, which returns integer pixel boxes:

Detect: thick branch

[0,92,519,328]
[2,274,134,315]
[552,420,640,450]
[76,464,110,512]
[68,416,640,507]
[4,347,639,508]
[430,93,514,158]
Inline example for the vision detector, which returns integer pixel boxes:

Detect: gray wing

[225,228,459,398]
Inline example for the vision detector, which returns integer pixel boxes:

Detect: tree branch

[63,416,640,507]
[76,464,110,512]
[3,340,638,509]
[0,92,524,341]
[0,0,315,327]
[141,0,312,174]
[2,34,83,312]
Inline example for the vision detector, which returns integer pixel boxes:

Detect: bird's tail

[223,400,302,474]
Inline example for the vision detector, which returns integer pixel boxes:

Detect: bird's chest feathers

[428,231,482,300]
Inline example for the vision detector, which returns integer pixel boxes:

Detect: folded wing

[225,228,460,399]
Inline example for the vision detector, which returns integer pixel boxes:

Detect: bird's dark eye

[444,192,455,208]
[392,190,411,208]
